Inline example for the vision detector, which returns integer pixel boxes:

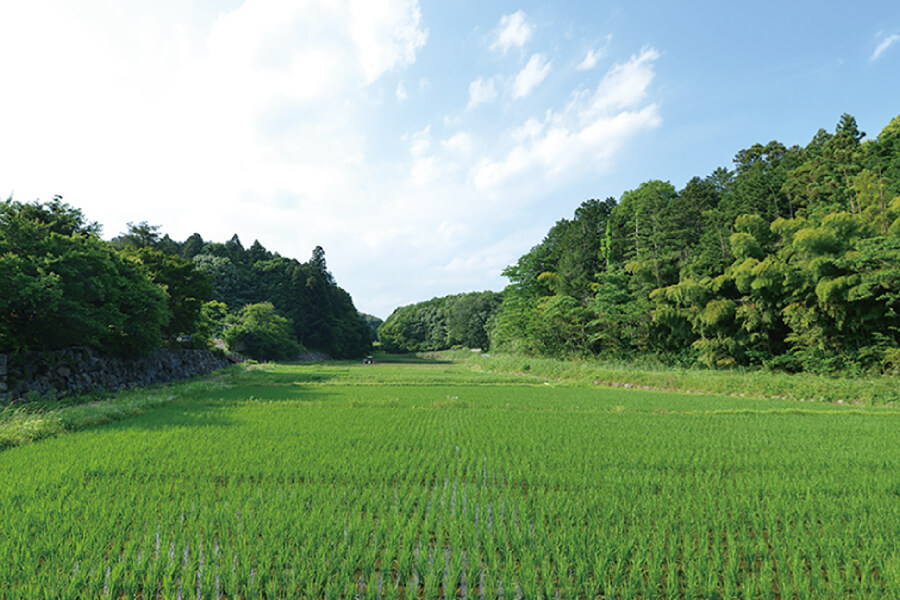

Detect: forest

[0,200,373,361]
[382,113,900,375]
[377,291,502,352]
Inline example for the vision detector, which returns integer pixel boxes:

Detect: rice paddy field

[2,358,900,599]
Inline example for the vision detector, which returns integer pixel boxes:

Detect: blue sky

[2,0,899,318]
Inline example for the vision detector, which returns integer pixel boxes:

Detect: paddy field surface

[2,358,899,598]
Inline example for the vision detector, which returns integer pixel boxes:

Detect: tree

[224,302,302,361]
[124,248,214,344]
[0,198,169,356]
[445,292,503,349]
[180,233,205,260]
[361,314,384,343]
[111,221,162,250]
[606,180,681,291]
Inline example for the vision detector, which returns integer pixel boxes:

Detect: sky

[2,1,899,319]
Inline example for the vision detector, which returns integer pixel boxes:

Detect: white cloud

[207,0,426,92]
[0,1,666,319]
[396,81,408,101]
[441,132,474,156]
[576,36,611,71]
[347,0,428,83]
[589,47,660,113]
[467,77,498,109]
[871,33,899,61]
[474,47,661,191]
[513,54,551,98]
[0,0,429,316]
[408,125,432,156]
[490,10,533,54]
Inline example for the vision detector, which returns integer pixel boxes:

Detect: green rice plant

[2,360,900,598]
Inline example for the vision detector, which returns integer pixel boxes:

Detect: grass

[436,350,900,405]
[0,369,234,450]
[2,358,900,598]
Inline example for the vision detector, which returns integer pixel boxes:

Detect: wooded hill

[379,113,900,375]
[489,113,900,374]
[377,291,502,353]
[0,201,371,360]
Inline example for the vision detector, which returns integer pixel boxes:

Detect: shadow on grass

[232,370,340,385]
[112,386,341,432]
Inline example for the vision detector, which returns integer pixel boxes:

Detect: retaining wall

[0,347,229,403]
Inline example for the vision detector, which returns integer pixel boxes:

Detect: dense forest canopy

[488,113,900,374]
[1,202,371,359]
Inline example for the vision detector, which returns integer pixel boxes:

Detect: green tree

[111,221,162,250]
[124,248,214,344]
[0,198,169,356]
[360,314,384,343]
[224,302,302,361]
[445,292,503,349]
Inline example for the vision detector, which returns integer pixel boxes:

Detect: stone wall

[0,347,229,403]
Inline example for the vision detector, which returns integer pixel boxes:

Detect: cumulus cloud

[0,0,429,311]
[347,0,428,82]
[871,33,899,61]
[474,47,661,191]
[512,54,551,98]
[490,10,533,54]
[467,76,498,109]
[208,0,426,90]
[396,81,408,101]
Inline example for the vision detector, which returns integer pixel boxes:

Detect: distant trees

[360,314,383,343]
[191,241,371,358]
[378,292,502,353]
[490,113,900,374]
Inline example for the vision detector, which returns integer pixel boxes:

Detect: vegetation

[187,238,370,358]
[379,291,502,352]
[0,373,234,451]
[0,198,171,357]
[2,360,900,598]
[439,349,900,405]
[0,201,371,362]
[223,302,303,361]
[490,113,900,374]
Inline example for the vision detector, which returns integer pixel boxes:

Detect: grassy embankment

[0,372,235,451]
[435,349,900,405]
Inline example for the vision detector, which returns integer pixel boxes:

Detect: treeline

[163,230,371,358]
[489,113,900,374]
[378,292,502,352]
[0,199,371,360]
